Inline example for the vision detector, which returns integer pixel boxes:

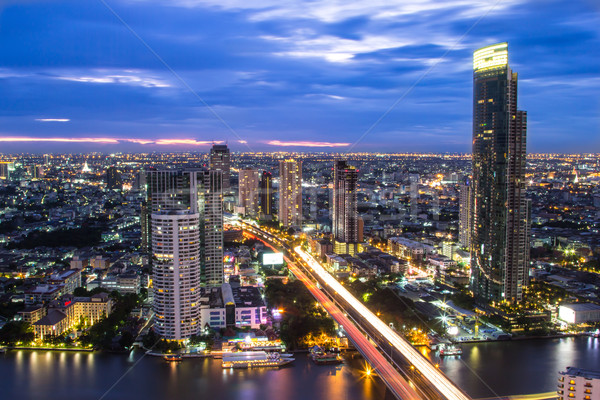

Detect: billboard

[262,252,284,266]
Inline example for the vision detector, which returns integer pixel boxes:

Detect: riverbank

[9,345,94,352]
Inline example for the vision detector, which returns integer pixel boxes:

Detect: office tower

[106,166,122,190]
[332,160,359,255]
[209,144,231,189]
[470,42,530,303]
[238,168,259,217]
[260,171,273,218]
[43,154,50,166]
[147,168,224,340]
[459,182,471,248]
[278,159,302,228]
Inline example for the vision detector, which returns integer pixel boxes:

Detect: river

[0,336,597,400]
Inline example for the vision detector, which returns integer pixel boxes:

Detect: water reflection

[0,339,596,400]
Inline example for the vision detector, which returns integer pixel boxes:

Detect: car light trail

[295,246,471,400]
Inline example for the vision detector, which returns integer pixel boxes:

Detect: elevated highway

[240,221,472,400]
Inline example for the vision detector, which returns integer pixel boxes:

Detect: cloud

[35,118,70,122]
[55,70,171,88]
[0,136,221,146]
[147,0,523,23]
[267,140,350,147]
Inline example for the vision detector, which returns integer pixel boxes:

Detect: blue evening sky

[0,0,598,153]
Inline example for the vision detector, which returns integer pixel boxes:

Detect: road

[294,246,471,400]
[241,222,471,400]
[286,259,422,400]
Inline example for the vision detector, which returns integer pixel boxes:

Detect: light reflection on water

[432,337,600,398]
[0,337,596,400]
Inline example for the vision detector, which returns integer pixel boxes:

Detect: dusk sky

[0,0,598,153]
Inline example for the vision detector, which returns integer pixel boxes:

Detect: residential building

[332,160,360,255]
[238,168,260,217]
[470,42,531,303]
[278,159,302,228]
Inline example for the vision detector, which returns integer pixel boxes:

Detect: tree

[0,321,34,345]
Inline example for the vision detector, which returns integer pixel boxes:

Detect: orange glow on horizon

[0,136,223,146]
[267,140,350,147]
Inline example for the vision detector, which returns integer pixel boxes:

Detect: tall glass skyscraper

[470,43,530,303]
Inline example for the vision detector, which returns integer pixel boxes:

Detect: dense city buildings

[260,171,274,219]
[278,159,303,228]
[470,43,531,303]
[238,168,260,217]
[209,144,231,189]
[332,160,360,255]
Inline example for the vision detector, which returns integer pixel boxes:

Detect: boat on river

[439,344,462,356]
[222,351,294,369]
[164,354,183,362]
[309,345,343,365]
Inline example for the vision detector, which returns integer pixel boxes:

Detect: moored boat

[439,344,462,357]
[222,351,294,369]
[164,354,183,362]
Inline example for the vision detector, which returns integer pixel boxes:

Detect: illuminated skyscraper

[238,168,259,217]
[332,160,359,255]
[209,144,231,189]
[147,168,224,340]
[278,159,302,228]
[470,43,530,303]
[260,171,274,218]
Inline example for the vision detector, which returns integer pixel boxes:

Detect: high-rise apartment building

[260,171,274,218]
[147,168,223,340]
[209,144,231,189]
[278,159,302,228]
[238,168,259,217]
[152,211,201,340]
[470,42,530,303]
[459,181,471,248]
[332,160,359,255]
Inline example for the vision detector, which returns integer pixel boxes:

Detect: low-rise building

[25,284,64,305]
[48,269,82,295]
[558,303,600,324]
[18,305,46,325]
[199,283,267,330]
[33,293,112,338]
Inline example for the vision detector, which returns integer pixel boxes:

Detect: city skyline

[0,1,598,153]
